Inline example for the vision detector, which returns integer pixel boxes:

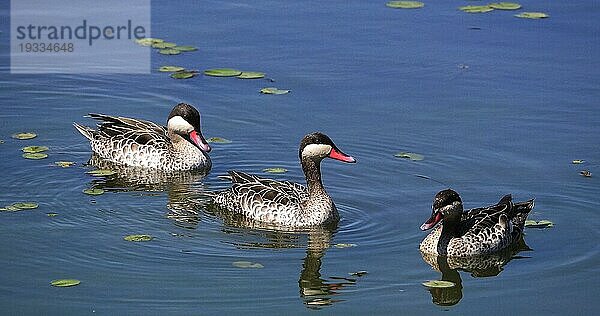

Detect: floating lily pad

[572,160,585,164]
[124,234,153,242]
[86,169,116,177]
[580,170,592,177]
[158,49,181,55]
[232,261,264,269]
[47,212,59,217]
[152,42,176,49]
[83,188,104,195]
[488,2,521,10]
[334,243,357,248]
[12,132,37,140]
[260,87,290,95]
[394,152,424,161]
[459,5,494,13]
[349,271,368,277]
[173,45,198,52]
[422,280,455,288]
[204,68,243,77]
[515,12,549,19]
[159,66,185,72]
[0,205,21,212]
[525,220,554,228]
[23,153,48,160]
[22,146,48,153]
[207,137,232,144]
[11,202,39,210]
[170,71,196,79]
[386,1,424,9]
[55,161,75,168]
[51,279,80,287]
[237,72,266,79]
[135,38,163,46]
[1,202,38,212]
[263,168,288,174]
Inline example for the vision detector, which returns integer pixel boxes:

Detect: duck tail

[510,198,535,228]
[73,122,95,141]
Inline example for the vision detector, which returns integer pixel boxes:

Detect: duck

[73,103,211,172]
[211,132,356,227]
[419,189,534,257]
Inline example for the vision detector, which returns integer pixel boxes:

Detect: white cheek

[302,144,331,158]
[167,116,194,134]
[440,204,455,214]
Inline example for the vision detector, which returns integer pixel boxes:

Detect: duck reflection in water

[85,153,209,229]
[420,237,532,306]
[204,204,365,309]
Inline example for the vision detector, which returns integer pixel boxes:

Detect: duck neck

[440,214,461,238]
[301,157,326,196]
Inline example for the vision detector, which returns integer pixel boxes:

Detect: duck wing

[88,113,170,146]
[226,171,308,200]
[458,194,513,237]
[213,171,308,223]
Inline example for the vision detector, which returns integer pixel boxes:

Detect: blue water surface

[1,1,599,314]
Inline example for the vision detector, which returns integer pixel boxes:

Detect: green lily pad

[232,261,264,269]
[83,188,104,195]
[515,12,549,19]
[51,279,81,287]
[22,146,49,153]
[158,49,181,55]
[173,45,198,52]
[151,42,176,49]
[170,71,196,79]
[207,137,232,144]
[86,169,116,177]
[23,153,48,160]
[572,160,585,164]
[488,2,521,10]
[11,202,39,210]
[135,38,163,46]
[525,220,554,228]
[459,5,494,13]
[580,170,592,177]
[204,68,243,77]
[537,220,553,226]
[124,234,153,242]
[386,1,424,9]
[47,212,59,217]
[334,243,357,248]
[1,205,21,212]
[394,152,424,161]
[12,132,37,140]
[260,87,290,95]
[237,72,266,79]
[159,66,185,72]
[349,271,368,277]
[263,167,288,174]
[55,161,75,168]
[422,280,455,288]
